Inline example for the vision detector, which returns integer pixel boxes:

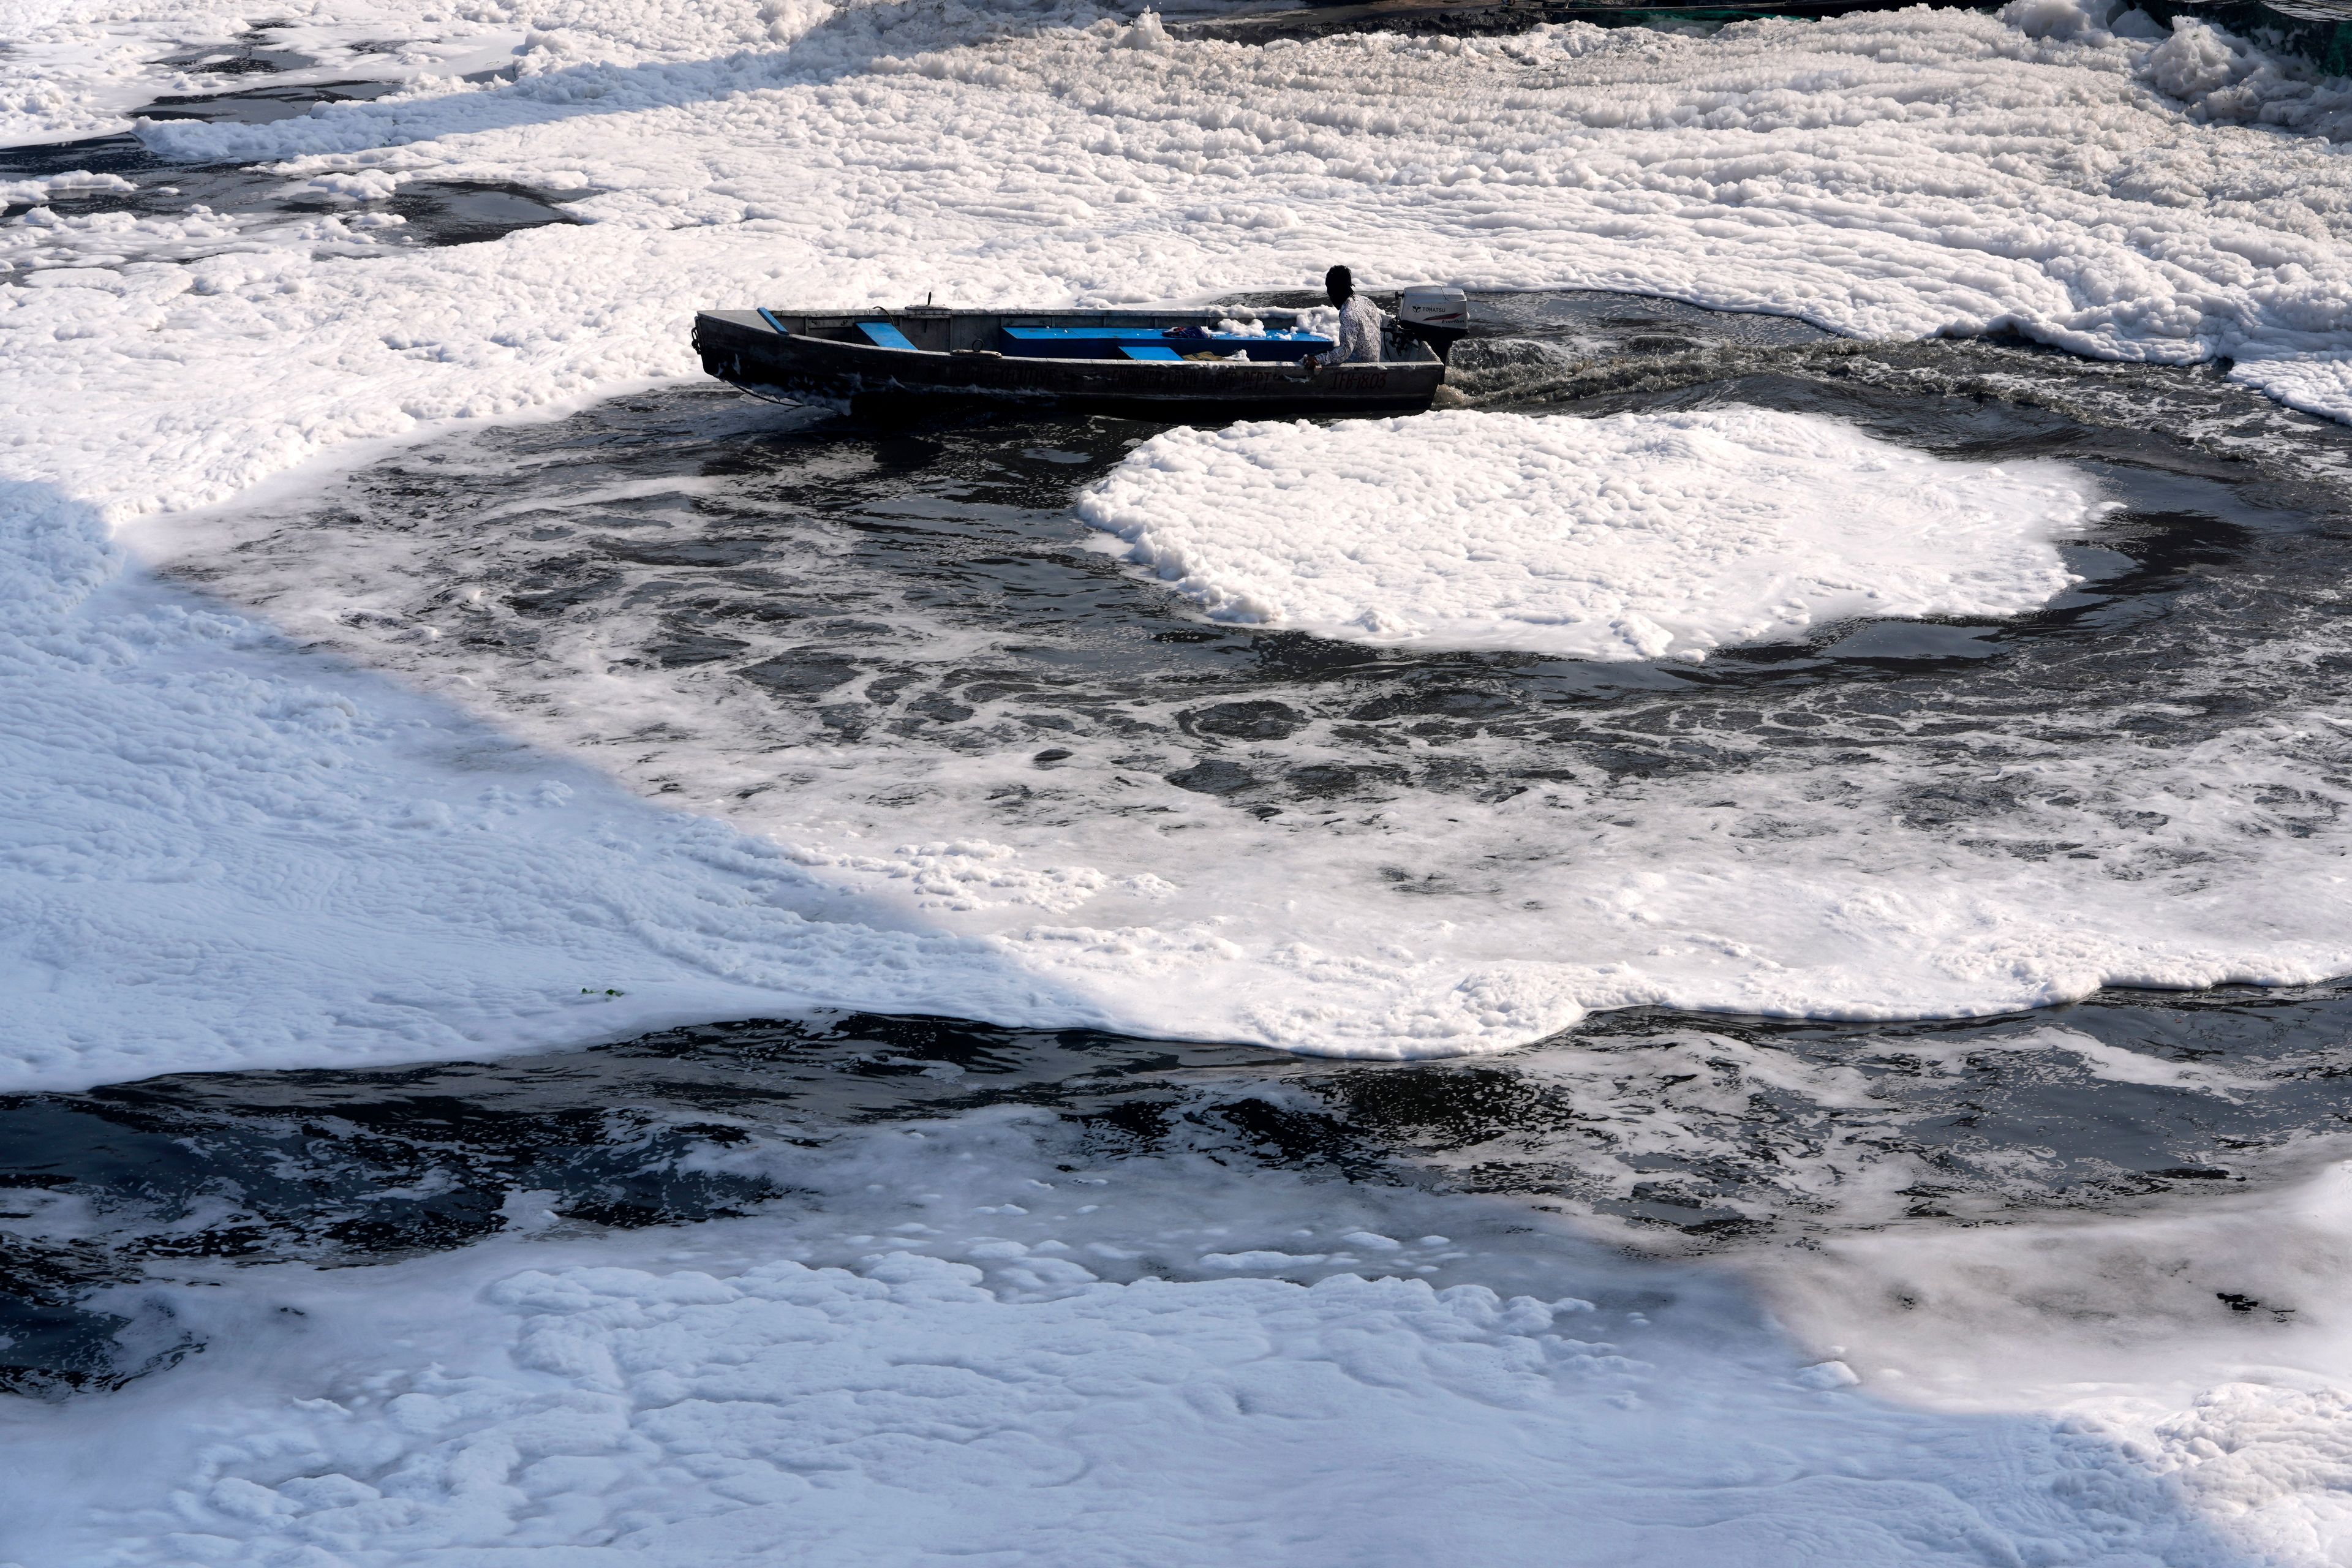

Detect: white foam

[0,483,1126,1092]
[9,4,2352,1558]
[0,172,134,206]
[1755,1152,2352,1565]
[4,381,2333,1079]
[73,388,2352,1072]
[0,0,533,149]
[7,0,2352,522]
[1079,408,2097,659]
[0,1109,2270,1566]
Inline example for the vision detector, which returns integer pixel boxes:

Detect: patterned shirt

[1322,295,1387,364]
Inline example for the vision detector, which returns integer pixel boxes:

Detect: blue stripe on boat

[1120,345,1185,362]
[1002,326,1328,344]
[857,321,919,351]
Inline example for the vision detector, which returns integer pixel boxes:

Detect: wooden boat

[690,306,1449,419]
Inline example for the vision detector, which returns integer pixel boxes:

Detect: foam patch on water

[1079,409,2098,660]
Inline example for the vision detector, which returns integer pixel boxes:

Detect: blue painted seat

[1120,345,1185,362]
[997,325,1334,362]
[1006,326,1172,342]
[857,321,919,351]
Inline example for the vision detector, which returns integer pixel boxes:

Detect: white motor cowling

[1396,284,1468,361]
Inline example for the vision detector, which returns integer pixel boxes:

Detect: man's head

[1324,265,1353,306]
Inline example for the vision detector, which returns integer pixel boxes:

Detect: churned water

[18,288,2352,1394]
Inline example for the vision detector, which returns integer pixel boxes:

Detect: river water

[16,0,2352,1548]
[13,286,2352,1407]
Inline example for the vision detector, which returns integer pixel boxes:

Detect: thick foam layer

[0,1109,2278,1566]
[0,0,528,149]
[1754,1152,2352,1565]
[10,0,2352,526]
[55,366,2348,1074]
[1079,409,2098,659]
[14,4,2352,1561]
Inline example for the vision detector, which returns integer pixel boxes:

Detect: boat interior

[754,307,1348,363]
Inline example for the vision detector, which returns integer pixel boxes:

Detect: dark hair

[1324,265,1354,303]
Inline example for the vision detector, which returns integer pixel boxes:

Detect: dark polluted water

[160,288,2352,822]
[1,33,580,282]
[8,984,2352,1391]
[15,288,2352,1392]
[0,127,583,274]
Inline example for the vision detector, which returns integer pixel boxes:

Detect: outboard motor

[1395,285,1468,362]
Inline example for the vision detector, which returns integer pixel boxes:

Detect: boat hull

[692,309,1446,419]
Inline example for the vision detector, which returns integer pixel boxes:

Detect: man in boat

[1306,265,1387,368]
